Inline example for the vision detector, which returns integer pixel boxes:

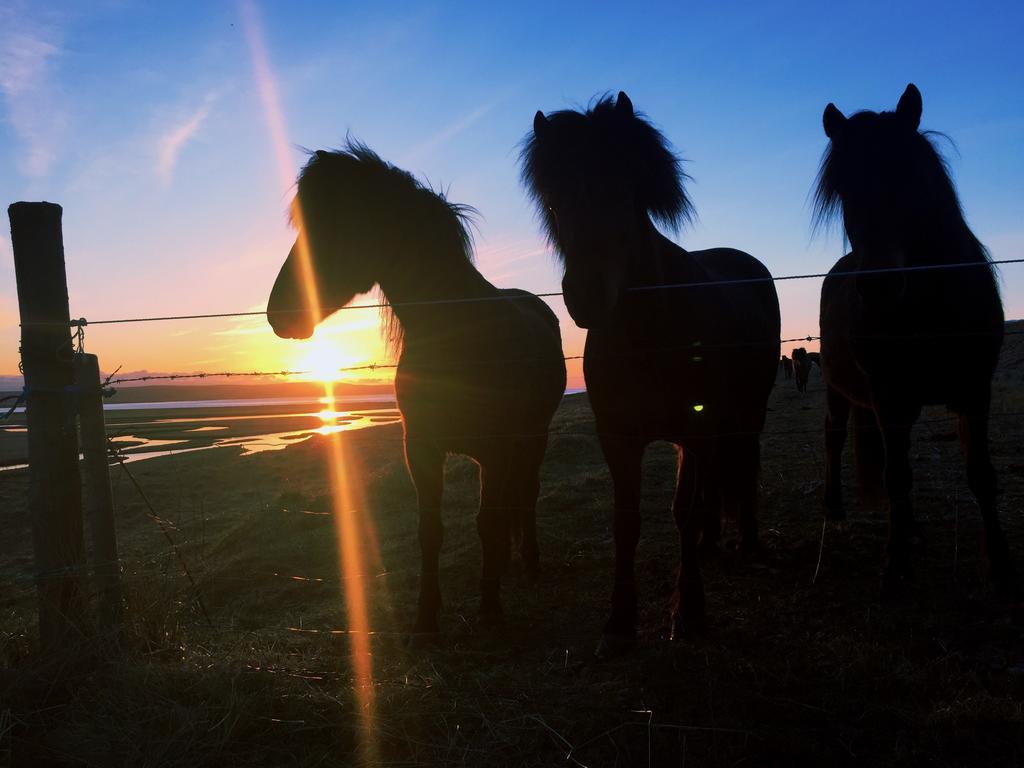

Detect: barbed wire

[11,324,1024,401]
[10,326,1023,392]
[107,363,399,385]
[16,257,1023,329]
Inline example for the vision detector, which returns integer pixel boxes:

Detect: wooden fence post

[74,353,122,631]
[9,202,87,651]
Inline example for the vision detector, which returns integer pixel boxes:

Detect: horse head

[521,92,692,328]
[814,84,949,307]
[267,149,385,339]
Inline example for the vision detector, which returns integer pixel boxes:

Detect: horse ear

[823,103,846,138]
[533,110,548,139]
[616,91,633,117]
[896,83,922,130]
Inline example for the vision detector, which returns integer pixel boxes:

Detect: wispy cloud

[155,93,216,183]
[475,236,552,283]
[400,100,499,166]
[0,6,65,178]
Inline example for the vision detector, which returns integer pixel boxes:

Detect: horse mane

[292,140,477,356]
[519,94,694,253]
[811,111,989,264]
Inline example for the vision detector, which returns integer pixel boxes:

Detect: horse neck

[626,219,693,287]
[894,198,981,266]
[375,246,491,341]
[614,219,697,329]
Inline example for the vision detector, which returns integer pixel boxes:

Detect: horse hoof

[739,538,761,559]
[698,541,721,561]
[404,630,442,649]
[824,504,846,522]
[905,521,925,548]
[880,567,910,600]
[595,631,637,659]
[478,608,504,627]
[670,612,705,641]
[410,613,439,635]
[989,563,1020,599]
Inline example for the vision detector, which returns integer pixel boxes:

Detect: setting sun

[288,333,371,382]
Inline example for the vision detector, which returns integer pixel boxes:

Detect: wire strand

[19,257,1022,329]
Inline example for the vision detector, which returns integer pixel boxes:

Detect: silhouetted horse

[792,347,811,393]
[780,355,793,380]
[815,85,1013,595]
[522,93,780,653]
[807,351,821,371]
[268,143,566,633]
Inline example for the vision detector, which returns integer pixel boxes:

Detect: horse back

[687,247,781,339]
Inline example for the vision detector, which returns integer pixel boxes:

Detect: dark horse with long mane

[815,84,1014,595]
[267,143,566,633]
[522,93,780,653]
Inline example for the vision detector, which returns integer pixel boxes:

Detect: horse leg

[596,436,644,657]
[823,386,850,520]
[698,461,721,555]
[853,406,886,503]
[405,439,445,635]
[512,437,547,578]
[958,401,1016,594]
[671,445,707,638]
[730,433,761,555]
[877,408,917,597]
[477,454,514,623]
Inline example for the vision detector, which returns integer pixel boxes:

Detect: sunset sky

[1,1,1022,387]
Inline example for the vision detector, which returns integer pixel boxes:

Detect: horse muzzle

[561,274,619,330]
[267,310,315,340]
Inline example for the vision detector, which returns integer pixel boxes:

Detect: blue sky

[1,0,1022,383]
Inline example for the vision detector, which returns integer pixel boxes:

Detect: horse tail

[852,407,885,500]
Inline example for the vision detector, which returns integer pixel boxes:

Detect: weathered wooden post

[9,202,87,651]
[74,353,122,631]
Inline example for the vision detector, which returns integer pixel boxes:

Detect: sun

[289,334,362,382]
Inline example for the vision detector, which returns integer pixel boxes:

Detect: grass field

[2,337,1024,766]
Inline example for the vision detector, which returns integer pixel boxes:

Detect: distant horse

[522,93,780,652]
[268,143,566,633]
[780,355,793,380]
[792,347,811,393]
[815,84,1013,595]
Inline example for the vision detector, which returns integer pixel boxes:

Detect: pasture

[2,327,1024,766]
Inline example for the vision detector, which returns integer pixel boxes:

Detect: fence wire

[13,256,1023,329]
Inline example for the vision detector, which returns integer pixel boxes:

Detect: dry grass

[3,331,1024,766]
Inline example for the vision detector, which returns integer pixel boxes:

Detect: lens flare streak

[240,3,381,761]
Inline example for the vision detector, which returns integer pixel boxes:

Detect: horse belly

[585,344,758,444]
[397,352,563,450]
